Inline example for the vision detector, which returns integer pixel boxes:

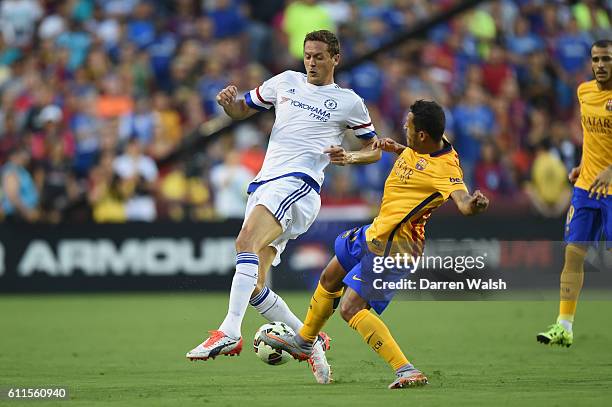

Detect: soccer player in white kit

[186,30,381,384]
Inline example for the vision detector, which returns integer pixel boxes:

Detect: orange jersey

[575,80,612,191]
[365,140,467,256]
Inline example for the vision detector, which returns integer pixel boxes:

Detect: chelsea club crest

[324,99,338,110]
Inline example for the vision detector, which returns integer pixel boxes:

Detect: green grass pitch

[1,293,611,406]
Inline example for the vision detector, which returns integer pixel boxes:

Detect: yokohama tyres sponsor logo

[12,238,236,277]
[282,97,331,121]
[290,99,330,117]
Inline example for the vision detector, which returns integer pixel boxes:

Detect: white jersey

[244,70,376,191]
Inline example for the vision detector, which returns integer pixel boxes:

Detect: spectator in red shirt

[481,44,514,96]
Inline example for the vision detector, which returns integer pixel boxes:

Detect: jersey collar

[429,138,453,157]
[305,80,337,90]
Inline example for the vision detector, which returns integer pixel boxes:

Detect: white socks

[219,252,259,339]
[558,318,573,333]
[218,252,303,339]
[250,286,304,333]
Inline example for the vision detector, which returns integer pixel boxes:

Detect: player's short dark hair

[304,30,340,57]
[410,100,446,142]
[592,39,612,50]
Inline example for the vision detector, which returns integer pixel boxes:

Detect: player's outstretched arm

[216,85,257,120]
[372,138,406,155]
[450,189,489,216]
[324,136,381,166]
[588,164,612,199]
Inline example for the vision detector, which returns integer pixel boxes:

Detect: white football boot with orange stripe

[186,330,243,361]
[261,330,332,384]
[308,333,332,384]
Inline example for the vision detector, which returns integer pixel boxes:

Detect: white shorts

[244,176,321,266]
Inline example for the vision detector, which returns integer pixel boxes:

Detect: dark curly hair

[410,100,446,142]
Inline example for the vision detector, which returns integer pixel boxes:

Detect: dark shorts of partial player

[565,187,612,249]
[335,225,414,315]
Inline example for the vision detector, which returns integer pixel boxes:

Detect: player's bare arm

[588,164,612,199]
[324,136,381,166]
[372,137,406,155]
[450,189,489,216]
[216,85,257,120]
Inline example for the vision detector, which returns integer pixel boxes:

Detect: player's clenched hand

[216,85,238,107]
[372,138,404,154]
[588,166,611,199]
[568,166,580,184]
[469,190,489,214]
[324,145,352,166]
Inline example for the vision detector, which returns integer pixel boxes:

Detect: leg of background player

[536,243,586,347]
[249,246,303,332]
[558,243,587,332]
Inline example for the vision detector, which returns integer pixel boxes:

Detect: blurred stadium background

[2,0,607,225]
[1,0,611,405]
[2,0,610,291]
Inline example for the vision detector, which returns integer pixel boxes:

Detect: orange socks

[299,282,343,342]
[348,309,409,371]
[558,245,586,329]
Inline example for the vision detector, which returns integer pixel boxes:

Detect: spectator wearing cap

[30,104,75,163]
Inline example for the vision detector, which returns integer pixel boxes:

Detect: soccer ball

[253,322,295,365]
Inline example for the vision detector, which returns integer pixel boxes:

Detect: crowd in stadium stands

[0,0,610,223]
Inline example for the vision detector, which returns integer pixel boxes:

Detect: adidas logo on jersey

[287,88,296,94]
